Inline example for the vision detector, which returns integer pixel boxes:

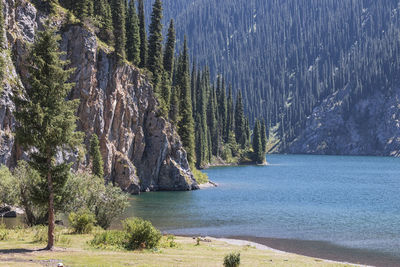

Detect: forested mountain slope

[153,0,400,154]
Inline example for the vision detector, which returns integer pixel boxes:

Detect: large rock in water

[286,85,400,156]
[0,0,198,193]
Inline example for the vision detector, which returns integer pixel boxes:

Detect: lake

[126,154,400,266]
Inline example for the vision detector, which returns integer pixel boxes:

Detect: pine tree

[126,0,140,65]
[177,37,195,165]
[111,0,126,60]
[235,90,246,148]
[14,26,82,250]
[89,134,104,178]
[218,77,228,142]
[163,19,176,76]
[261,120,267,153]
[138,0,147,68]
[148,0,164,87]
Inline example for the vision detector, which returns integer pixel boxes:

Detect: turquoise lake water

[126,154,400,264]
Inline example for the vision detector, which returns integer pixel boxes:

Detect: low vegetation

[224,252,241,267]
[0,223,351,267]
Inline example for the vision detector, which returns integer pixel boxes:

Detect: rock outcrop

[0,0,198,193]
[287,85,400,156]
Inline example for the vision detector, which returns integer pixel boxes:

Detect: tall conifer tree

[126,0,141,65]
[111,0,126,60]
[177,37,195,165]
[252,120,264,164]
[89,134,104,178]
[138,0,147,68]
[235,90,246,148]
[14,26,82,250]
[163,19,176,76]
[94,0,114,44]
[261,120,267,153]
[148,0,164,87]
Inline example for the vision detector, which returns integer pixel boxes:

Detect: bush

[0,223,8,241]
[223,252,241,267]
[68,209,96,234]
[0,166,17,207]
[123,218,162,250]
[66,173,130,229]
[90,230,127,249]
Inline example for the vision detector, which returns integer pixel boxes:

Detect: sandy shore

[210,237,372,267]
[222,236,400,267]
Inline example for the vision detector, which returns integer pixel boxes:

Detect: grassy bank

[0,227,352,266]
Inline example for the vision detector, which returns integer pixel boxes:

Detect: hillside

[154,0,400,154]
[0,0,198,193]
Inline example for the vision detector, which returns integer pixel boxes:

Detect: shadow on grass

[0,248,49,254]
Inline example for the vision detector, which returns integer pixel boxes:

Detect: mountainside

[0,0,198,193]
[154,0,400,155]
[288,86,400,156]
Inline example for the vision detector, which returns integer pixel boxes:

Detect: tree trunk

[46,169,55,250]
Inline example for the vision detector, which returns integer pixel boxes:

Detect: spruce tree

[148,0,164,87]
[159,71,171,116]
[235,90,246,148]
[126,0,141,65]
[208,87,219,156]
[14,26,82,250]
[94,0,114,45]
[226,85,235,142]
[163,19,176,76]
[177,38,195,165]
[261,120,267,153]
[111,0,126,60]
[169,86,179,123]
[252,120,264,164]
[89,134,104,178]
[138,0,147,68]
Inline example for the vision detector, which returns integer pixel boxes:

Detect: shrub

[123,218,162,250]
[223,252,241,267]
[90,230,127,249]
[161,235,177,248]
[0,223,8,241]
[66,173,130,229]
[68,209,96,234]
[0,166,17,206]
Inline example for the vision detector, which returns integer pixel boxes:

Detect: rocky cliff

[286,85,400,157]
[0,0,198,193]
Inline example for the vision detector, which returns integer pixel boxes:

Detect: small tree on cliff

[14,25,82,250]
[89,134,104,179]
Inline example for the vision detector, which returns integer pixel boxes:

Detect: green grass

[0,227,351,267]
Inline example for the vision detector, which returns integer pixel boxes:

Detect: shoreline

[224,236,400,267]
[175,233,400,267]
[209,237,370,267]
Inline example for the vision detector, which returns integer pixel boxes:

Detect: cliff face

[0,0,198,193]
[286,85,400,157]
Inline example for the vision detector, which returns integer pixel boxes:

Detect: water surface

[126,155,400,265]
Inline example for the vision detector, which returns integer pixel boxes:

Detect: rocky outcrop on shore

[0,0,198,193]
